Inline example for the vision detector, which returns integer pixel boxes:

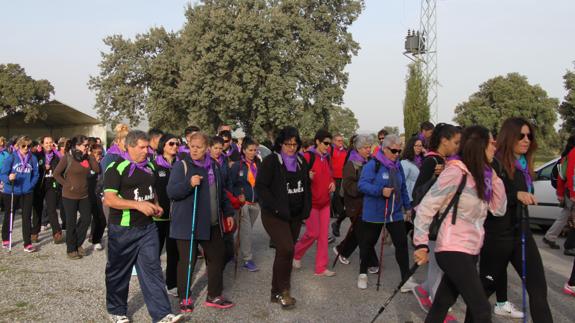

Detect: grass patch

[15,301,28,308]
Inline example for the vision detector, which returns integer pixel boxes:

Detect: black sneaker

[565,248,575,257]
[205,296,234,309]
[271,290,296,310]
[542,237,560,249]
[332,222,341,237]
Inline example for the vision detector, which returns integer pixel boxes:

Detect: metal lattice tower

[420,0,438,123]
[403,0,439,123]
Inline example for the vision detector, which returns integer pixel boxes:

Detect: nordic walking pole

[370,263,419,323]
[234,205,243,279]
[185,186,199,303]
[376,192,393,291]
[8,180,14,253]
[520,204,528,323]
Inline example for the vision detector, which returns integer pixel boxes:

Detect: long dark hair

[401,135,423,162]
[428,123,461,152]
[561,134,575,158]
[496,117,537,179]
[241,137,259,158]
[460,126,491,201]
[67,135,88,152]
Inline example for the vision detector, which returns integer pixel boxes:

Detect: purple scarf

[242,156,258,179]
[193,154,215,185]
[281,152,298,172]
[308,146,329,161]
[155,155,177,169]
[447,154,461,162]
[223,143,238,158]
[374,150,399,171]
[54,150,63,158]
[414,155,423,168]
[121,151,152,177]
[178,144,190,154]
[212,154,225,167]
[16,151,32,172]
[45,150,55,165]
[375,150,402,202]
[107,144,123,156]
[515,155,533,193]
[484,166,493,202]
[347,149,367,164]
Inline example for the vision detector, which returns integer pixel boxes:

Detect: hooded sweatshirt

[0,151,39,195]
[304,147,334,209]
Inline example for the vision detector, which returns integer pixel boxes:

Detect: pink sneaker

[564,282,575,297]
[2,241,9,249]
[23,244,37,253]
[179,297,194,313]
[412,284,432,313]
[444,314,459,322]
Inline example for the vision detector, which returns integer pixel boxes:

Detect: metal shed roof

[0,100,101,127]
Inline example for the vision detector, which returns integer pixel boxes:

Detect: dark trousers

[475,232,553,323]
[570,257,575,286]
[261,211,302,294]
[90,195,107,244]
[2,193,33,246]
[155,221,178,289]
[62,197,92,253]
[358,220,410,280]
[32,187,61,235]
[336,217,378,266]
[176,225,226,300]
[565,228,575,250]
[426,252,491,323]
[58,193,67,229]
[105,223,171,322]
[331,178,345,220]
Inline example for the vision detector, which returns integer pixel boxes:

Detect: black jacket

[255,152,312,221]
[229,158,261,203]
[34,151,60,191]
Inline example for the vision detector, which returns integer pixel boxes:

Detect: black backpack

[411,156,441,207]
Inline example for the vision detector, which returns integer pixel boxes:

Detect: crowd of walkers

[1,117,574,323]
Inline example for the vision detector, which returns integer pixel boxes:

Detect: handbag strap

[437,173,467,225]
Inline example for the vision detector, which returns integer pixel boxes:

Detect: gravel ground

[0,211,574,323]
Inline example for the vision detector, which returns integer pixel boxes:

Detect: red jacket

[331,145,347,179]
[304,150,334,208]
[557,148,575,198]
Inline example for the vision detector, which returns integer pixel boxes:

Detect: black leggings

[156,221,178,290]
[90,195,107,244]
[336,217,378,267]
[2,193,33,246]
[176,225,225,300]
[358,220,410,280]
[62,197,92,253]
[427,252,491,323]
[261,210,302,294]
[475,231,553,323]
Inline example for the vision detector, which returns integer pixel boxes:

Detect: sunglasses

[223,139,231,143]
[167,141,180,147]
[386,147,402,155]
[378,137,385,141]
[518,133,533,141]
[20,144,31,149]
[322,141,332,146]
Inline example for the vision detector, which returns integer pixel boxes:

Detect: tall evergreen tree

[403,61,429,138]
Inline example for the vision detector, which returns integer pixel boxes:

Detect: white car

[529,157,561,229]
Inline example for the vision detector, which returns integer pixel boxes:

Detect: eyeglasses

[167,141,180,147]
[283,142,298,148]
[386,147,402,155]
[518,133,533,141]
[322,141,332,146]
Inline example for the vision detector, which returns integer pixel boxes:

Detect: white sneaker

[332,246,350,265]
[358,274,368,289]
[315,269,336,277]
[368,266,379,274]
[400,277,418,293]
[94,243,104,251]
[109,314,130,323]
[494,301,524,319]
[167,287,178,297]
[293,259,302,269]
[157,313,183,323]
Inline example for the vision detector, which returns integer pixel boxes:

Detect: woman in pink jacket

[413,125,507,323]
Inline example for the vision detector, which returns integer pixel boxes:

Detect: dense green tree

[558,70,575,137]
[88,27,183,132]
[403,61,429,138]
[454,73,558,148]
[90,0,363,140]
[0,63,54,122]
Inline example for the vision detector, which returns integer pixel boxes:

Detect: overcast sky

[1,0,573,133]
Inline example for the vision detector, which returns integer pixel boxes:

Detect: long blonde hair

[114,123,130,151]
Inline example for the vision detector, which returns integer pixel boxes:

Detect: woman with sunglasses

[152,133,180,297]
[293,129,336,277]
[54,135,100,259]
[357,134,415,290]
[1,136,40,252]
[411,123,462,318]
[256,126,311,309]
[477,117,553,322]
[413,125,507,323]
